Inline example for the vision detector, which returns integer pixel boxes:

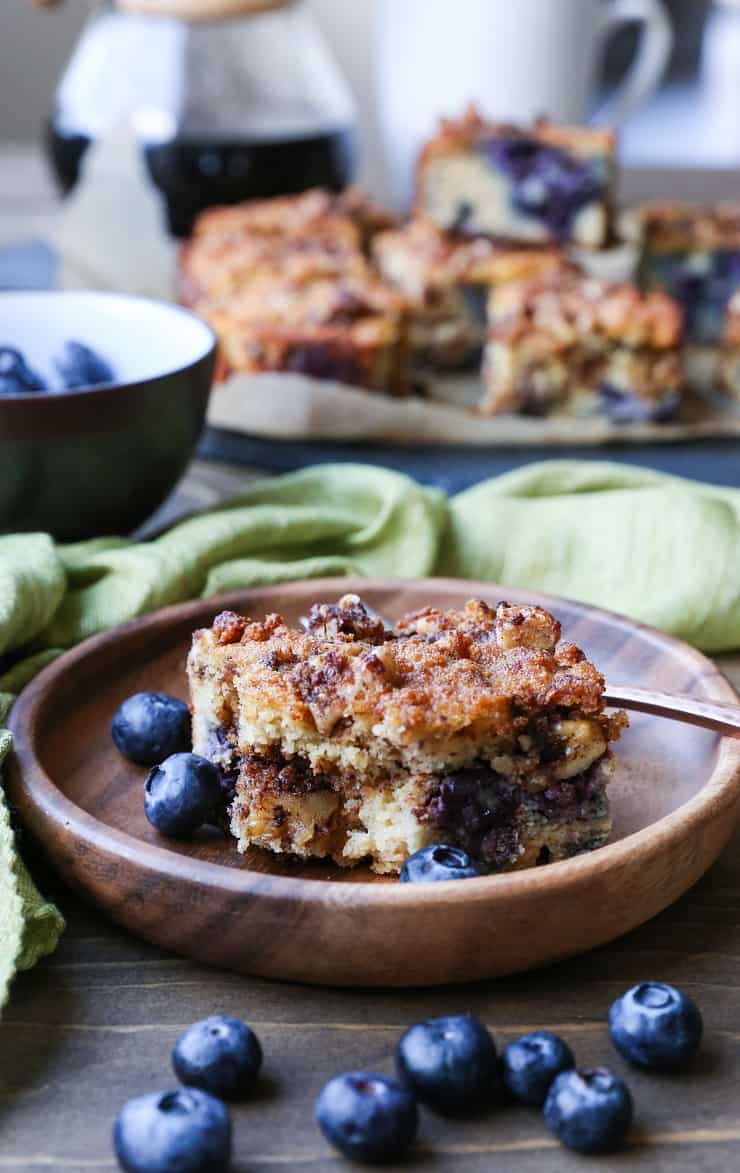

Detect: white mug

[374,0,673,205]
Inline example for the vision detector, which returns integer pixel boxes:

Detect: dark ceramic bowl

[0,291,216,540]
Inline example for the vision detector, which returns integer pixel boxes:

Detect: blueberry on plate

[113,1087,231,1173]
[501,1030,575,1106]
[316,1071,418,1163]
[544,1067,633,1154]
[399,843,481,883]
[396,1013,498,1115]
[173,1014,263,1099]
[111,692,191,766]
[0,346,46,394]
[608,982,703,1070]
[56,340,115,389]
[144,753,222,837]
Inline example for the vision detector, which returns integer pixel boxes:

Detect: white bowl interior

[0,291,214,389]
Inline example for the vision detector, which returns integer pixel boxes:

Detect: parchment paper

[54,121,740,448]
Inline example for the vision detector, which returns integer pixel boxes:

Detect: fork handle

[604,684,740,737]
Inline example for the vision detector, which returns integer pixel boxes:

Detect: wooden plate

[8,577,740,987]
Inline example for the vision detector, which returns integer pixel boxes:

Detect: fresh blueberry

[0,346,46,394]
[56,340,115,389]
[113,1087,231,1173]
[501,1030,575,1106]
[173,1014,262,1099]
[396,1014,498,1115]
[399,843,481,883]
[111,692,191,766]
[144,753,222,837]
[544,1067,633,1154]
[608,982,703,1070]
[316,1071,418,1163]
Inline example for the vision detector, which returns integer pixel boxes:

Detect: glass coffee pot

[44,0,357,236]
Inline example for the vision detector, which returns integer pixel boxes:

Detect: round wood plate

[8,577,740,987]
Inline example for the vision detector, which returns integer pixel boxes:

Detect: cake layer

[228,750,615,875]
[188,595,627,875]
[415,107,615,248]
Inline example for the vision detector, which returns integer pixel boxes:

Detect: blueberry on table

[111,691,191,765]
[0,346,46,394]
[56,340,115,388]
[501,1030,575,1106]
[399,843,481,883]
[544,1067,633,1154]
[173,1014,263,1099]
[113,1087,231,1173]
[316,1072,418,1163]
[144,753,222,838]
[608,982,703,1070]
[396,1014,498,1115]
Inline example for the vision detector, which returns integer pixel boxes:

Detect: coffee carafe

[43,0,357,236]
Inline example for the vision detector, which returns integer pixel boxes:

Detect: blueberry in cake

[483,269,684,419]
[188,594,627,875]
[630,201,740,345]
[415,107,615,249]
[372,215,569,368]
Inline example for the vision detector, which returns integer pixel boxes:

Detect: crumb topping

[417,105,615,164]
[373,216,570,295]
[197,596,624,744]
[488,270,683,351]
[632,200,740,252]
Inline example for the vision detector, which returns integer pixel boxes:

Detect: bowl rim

[8,575,740,908]
[0,289,217,398]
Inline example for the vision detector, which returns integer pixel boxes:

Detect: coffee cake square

[188,595,626,875]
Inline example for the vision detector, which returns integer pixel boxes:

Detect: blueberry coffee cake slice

[195,261,409,392]
[630,200,740,345]
[415,107,615,248]
[372,215,569,367]
[482,269,684,420]
[717,290,740,400]
[188,595,627,876]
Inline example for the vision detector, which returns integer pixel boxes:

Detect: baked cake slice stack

[188,594,627,875]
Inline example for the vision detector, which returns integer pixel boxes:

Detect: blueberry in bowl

[608,981,703,1070]
[113,1087,231,1173]
[316,1071,418,1162]
[55,340,116,389]
[395,1013,499,1115]
[0,291,215,541]
[0,346,46,394]
[172,1015,263,1099]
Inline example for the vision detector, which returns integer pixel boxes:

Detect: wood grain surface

[3,463,740,1169]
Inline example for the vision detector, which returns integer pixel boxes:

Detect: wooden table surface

[4,144,740,1171]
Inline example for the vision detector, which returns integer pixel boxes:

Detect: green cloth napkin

[3,458,740,1007]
